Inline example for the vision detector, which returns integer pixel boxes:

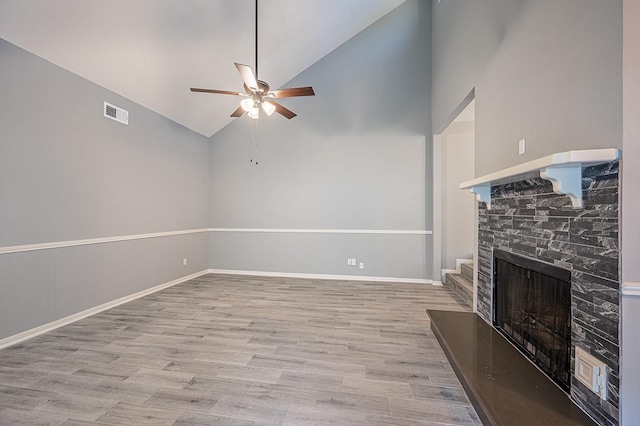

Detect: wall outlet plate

[519,138,526,155]
[575,346,608,400]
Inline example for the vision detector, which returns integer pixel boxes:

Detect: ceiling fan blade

[269,87,315,98]
[191,88,244,96]
[271,100,297,119]
[230,106,245,118]
[235,63,259,91]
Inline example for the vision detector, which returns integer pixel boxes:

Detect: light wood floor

[0,274,479,425]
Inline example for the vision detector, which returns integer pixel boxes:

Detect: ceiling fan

[190,0,315,120]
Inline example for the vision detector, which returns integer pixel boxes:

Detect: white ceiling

[0,0,406,137]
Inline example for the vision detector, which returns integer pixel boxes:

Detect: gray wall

[441,122,475,270]
[209,0,432,280]
[0,39,211,340]
[620,0,640,423]
[431,0,622,175]
[210,232,429,280]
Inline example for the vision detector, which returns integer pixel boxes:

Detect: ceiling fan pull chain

[249,118,259,165]
[254,119,259,165]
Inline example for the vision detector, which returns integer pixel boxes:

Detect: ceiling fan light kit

[240,98,255,113]
[190,0,315,120]
[262,101,276,116]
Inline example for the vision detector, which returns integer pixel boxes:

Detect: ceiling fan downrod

[255,0,258,81]
[189,0,315,120]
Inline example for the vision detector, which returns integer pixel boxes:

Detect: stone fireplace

[474,159,620,425]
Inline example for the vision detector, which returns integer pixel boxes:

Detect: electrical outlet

[359,262,364,269]
[183,258,188,266]
[347,258,351,265]
[519,138,526,155]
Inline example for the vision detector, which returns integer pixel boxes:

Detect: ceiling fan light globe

[262,101,276,116]
[248,107,260,119]
[240,98,254,112]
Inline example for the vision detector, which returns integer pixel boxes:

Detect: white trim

[0,229,210,255]
[208,269,432,285]
[622,281,640,296]
[0,270,210,350]
[460,149,622,210]
[441,268,456,285]
[1,228,431,256]
[473,206,479,313]
[209,228,432,235]
[433,134,443,283]
[455,258,473,273]
[460,149,622,189]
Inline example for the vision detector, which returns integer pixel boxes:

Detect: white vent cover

[575,346,608,400]
[103,102,128,125]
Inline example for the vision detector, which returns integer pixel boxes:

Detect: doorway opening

[433,94,476,308]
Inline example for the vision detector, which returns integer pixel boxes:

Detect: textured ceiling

[0,0,406,137]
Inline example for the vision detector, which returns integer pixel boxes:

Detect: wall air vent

[103,102,128,125]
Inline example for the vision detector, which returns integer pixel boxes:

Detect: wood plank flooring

[0,274,479,425]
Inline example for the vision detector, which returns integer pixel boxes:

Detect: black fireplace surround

[493,249,572,392]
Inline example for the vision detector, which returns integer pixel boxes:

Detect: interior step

[445,271,473,307]
[461,262,474,281]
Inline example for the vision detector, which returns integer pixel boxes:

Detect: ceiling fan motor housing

[244,81,270,96]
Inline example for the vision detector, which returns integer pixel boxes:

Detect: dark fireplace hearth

[493,249,572,392]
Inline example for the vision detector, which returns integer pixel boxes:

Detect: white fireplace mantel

[459,148,622,209]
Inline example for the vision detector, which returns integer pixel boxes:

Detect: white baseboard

[210,228,432,235]
[441,268,456,284]
[208,269,432,285]
[455,258,473,273]
[0,269,210,350]
[432,280,444,286]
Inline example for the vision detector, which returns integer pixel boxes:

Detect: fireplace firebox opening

[493,249,572,392]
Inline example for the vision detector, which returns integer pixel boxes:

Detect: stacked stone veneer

[477,161,620,426]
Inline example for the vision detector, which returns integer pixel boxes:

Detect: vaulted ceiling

[0,0,406,137]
